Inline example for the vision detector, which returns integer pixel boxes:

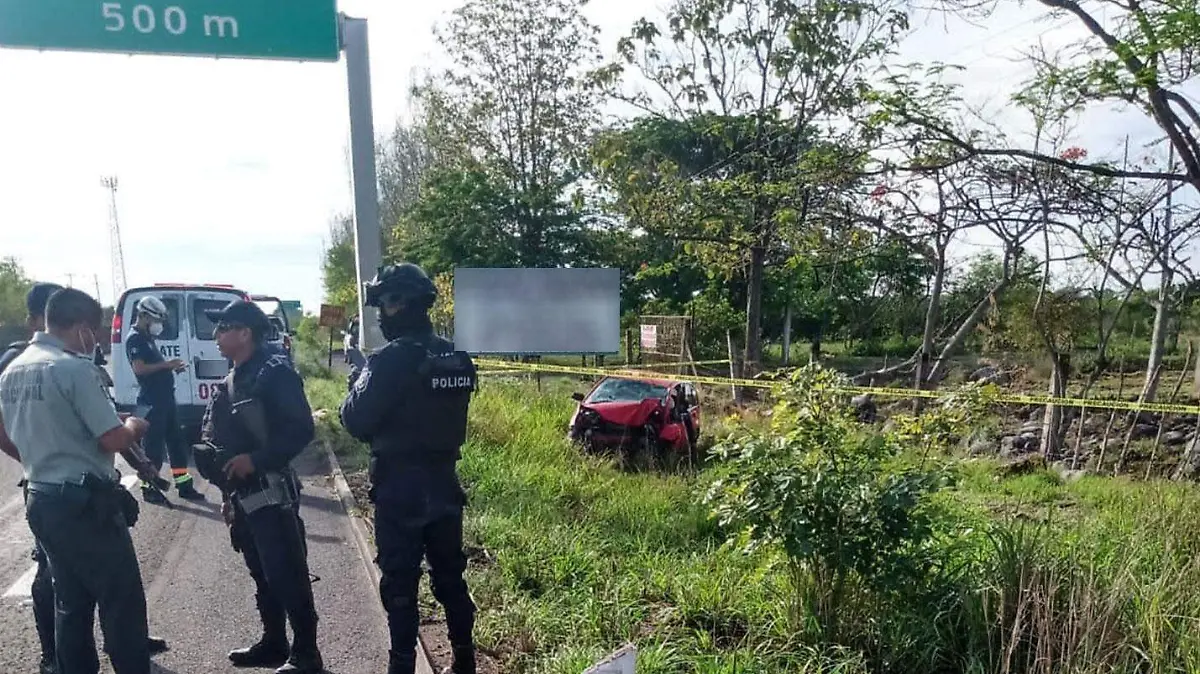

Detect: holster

[81,473,139,528]
[192,442,239,494]
[233,468,301,515]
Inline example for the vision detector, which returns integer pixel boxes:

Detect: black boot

[275,652,324,674]
[387,650,416,674]
[38,658,56,674]
[147,636,169,654]
[229,640,289,668]
[276,607,322,674]
[229,593,289,668]
[176,480,205,501]
[444,645,476,674]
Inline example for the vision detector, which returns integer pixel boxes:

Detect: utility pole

[102,176,128,301]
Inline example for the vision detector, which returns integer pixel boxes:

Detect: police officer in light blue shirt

[0,288,155,674]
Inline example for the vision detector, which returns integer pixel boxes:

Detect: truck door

[187,290,238,408]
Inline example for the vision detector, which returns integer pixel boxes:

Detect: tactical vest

[374,335,476,464]
[203,358,299,514]
[0,341,29,375]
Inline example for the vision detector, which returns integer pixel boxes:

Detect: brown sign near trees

[318,304,346,329]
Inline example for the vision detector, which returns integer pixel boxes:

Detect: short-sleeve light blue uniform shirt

[0,332,121,484]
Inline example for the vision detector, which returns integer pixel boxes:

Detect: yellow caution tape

[603,359,733,370]
[474,358,1200,416]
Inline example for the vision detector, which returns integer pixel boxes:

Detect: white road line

[2,563,36,598]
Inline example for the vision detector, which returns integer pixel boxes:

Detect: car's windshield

[586,378,668,404]
[254,300,286,327]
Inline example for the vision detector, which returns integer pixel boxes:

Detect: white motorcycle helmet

[135,296,170,336]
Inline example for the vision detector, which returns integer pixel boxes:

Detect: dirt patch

[344,470,375,514]
[419,617,501,674]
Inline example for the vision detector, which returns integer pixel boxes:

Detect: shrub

[704,365,978,649]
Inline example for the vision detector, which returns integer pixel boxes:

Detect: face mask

[149,322,164,337]
[76,327,97,357]
[379,305,431,341]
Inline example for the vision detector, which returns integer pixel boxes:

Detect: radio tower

[102,176,127,301]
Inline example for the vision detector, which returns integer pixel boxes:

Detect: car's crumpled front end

[569,398,663,451]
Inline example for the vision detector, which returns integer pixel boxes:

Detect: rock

[969,439,994,456]
[851,394,877,423]
[1164,430,1188,446]
[1000,436,1019,456]
[968,366,1010,384]
[1049,460,1088,480]
[1058,468,1088,482]
[1000,453,1047,476]
[1001,435,1038,458]
[968,365,998,382]
[1132,423,1157,440]
[1019,423,1042,435]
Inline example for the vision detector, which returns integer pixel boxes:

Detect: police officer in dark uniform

[196,300,323,674]
[340,263,478,674]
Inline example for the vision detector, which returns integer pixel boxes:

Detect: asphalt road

[0,445,390,674]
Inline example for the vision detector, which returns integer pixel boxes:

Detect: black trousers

[141,400,191,481]
[232,501,320,657]
[374,504,476,661]
[26,489,150,674]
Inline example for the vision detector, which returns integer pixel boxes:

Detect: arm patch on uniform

[418,351,477,393]
[353,366,372,392]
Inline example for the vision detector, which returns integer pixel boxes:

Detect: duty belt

[25,479,100,496]
[233,468,300,515]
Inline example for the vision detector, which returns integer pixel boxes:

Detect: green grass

[456,383,802,673]
[302,368,1200,673]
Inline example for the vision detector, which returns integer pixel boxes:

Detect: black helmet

[363,263,437,309]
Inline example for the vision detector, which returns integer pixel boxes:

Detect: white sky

[0,0,1182,311]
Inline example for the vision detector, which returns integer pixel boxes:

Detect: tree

[377,118,435,233]
[884,3,1200,399]
[412,0,602,268]
[594,0,908,376]
[321,215,359,312]
[0,258,34,346]
[390,163,522,275]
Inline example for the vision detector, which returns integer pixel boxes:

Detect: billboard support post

[342,14,385,354]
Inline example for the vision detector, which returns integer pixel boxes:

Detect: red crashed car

[568,375,701,454]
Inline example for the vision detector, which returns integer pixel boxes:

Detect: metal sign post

[340,15,385,354]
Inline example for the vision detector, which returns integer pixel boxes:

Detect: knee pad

[382,591,416,615]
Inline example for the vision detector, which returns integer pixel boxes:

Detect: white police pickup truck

[109,283,289,440]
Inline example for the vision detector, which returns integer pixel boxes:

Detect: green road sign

[0,0,339,61]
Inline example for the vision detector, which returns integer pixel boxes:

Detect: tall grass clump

[962,482,1200,674]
